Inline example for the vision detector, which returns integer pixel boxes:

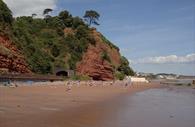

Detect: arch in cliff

[92,75,101,80]
[56,71,68,77]
[54,67,74,77]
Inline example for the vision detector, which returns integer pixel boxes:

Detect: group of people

[1,79,18,88]
[66,80,81,91]
[1,79,132,90]
[65,79,132,91]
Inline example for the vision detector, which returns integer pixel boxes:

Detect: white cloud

[3,0,58,17]
[132,53,195,64]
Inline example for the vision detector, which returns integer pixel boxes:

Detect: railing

[0,74,63,81]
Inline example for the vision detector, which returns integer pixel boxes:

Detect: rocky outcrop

[0,36,31,73]
[76,29,121,81]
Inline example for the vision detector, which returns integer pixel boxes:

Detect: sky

[3,0,195,75]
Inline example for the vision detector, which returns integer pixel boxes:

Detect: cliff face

[0,29,122,80]
[0,36,31,73]
[76,29,121,80]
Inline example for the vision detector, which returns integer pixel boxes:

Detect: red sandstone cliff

[76,29,121,80]
[0,29,122,79]
[0,36,31,74]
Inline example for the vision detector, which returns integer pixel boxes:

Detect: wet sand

[103,86,195,127]
[0,82,160,127]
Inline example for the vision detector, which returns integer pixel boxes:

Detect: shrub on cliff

[115,71,125,80]
[51,45,60,57]
[59,10,73,27]
[118,56,135,76]
[27,49,53,74]
[0,0,13,35]
[72,17,85,29]
[0,0,13,25]
[101,51,111,63]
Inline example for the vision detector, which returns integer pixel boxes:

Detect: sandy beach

[0,81,160,127]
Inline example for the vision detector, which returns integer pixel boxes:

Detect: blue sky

[4,0,195,75]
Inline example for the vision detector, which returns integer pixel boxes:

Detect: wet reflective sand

[44,87,195,127]
[101,87,195,127]
[0,83,159,127]
[1,83,194,127]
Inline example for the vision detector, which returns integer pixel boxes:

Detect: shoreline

[0,82,161,127]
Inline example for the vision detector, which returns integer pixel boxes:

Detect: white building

[125,76,149,83]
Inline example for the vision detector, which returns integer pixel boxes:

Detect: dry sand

[0,81,160,127]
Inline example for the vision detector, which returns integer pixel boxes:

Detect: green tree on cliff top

[83,10,100,26]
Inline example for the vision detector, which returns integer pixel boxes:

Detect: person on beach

[78,80,81,86]
[66,81,72,91]
[128,78,132,86]
[7,79,18,88]
[124,76,132,87]
[89,81,93,87]
[125,82,128,87]
[13,80,18,87]
[113,80,115,85]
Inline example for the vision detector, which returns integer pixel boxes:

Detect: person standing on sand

[125,82,128,87]
[113,80,115,85]
[66,81,72,91]
[77,80,80,87]
[13,80,18,87]
[129,77,132,86]
[89,80,93,87]
[125,76,132,87]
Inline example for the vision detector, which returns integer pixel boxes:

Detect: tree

[43,8,53,23]
[75,25,89,39]
[72,17,85,29]
[83,10,100,26]
[45,15,52,19]
[58,10,73,27]
[32,13,37,18]
[0,0,13,25]
[59,10,71,20]
[43,8,53,15]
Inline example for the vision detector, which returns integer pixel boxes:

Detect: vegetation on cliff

[0,0,134,79]
[0,0,13,35]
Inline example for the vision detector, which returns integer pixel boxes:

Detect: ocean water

[100,87,195,127]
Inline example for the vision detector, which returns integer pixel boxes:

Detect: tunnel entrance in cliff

[92,75,102,80]
[56,71,68,77]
